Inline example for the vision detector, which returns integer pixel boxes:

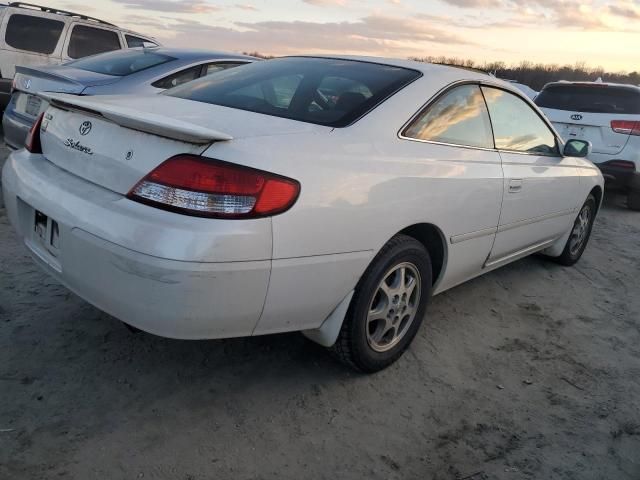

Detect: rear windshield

[165,57,422,127]
[67,49,175,77]
[535,85,640,114]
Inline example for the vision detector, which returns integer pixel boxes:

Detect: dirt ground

[0,144,639,480]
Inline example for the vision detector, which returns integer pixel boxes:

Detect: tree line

[411,56,639,91]
[244,52,639,92]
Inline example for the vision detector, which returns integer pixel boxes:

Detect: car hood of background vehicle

[43,93,332,139]
[15,66,121,95]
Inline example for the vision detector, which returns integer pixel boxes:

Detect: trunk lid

[536,83,640,156]
[541,109,634,155]
[11,66,121,122]
[39,93,329,195]
[14,65,120,95]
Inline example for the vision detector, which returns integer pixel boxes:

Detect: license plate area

[33,210,61,257]
[26,95,42,116]
[15,93,43,117]
[564,124,585,139]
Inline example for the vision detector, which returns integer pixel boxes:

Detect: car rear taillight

[25,112,45,154]
[127,155,300,219]
[611,120,640,136]
[608,160,636,170]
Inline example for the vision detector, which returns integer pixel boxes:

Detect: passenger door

[482,86,581,266]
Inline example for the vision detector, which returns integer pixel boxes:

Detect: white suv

[0,2,158,110]
[536,81,640,210]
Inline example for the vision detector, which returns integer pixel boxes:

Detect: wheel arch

[590,185,603,212]
[397,222,448,288]
[302,222,448,348]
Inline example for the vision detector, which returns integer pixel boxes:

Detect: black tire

[628,189,640,211]
[554,194,597,266]
[331,234,432,373]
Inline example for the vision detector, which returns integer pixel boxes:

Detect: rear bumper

[594,161,639,190]
[2,150,272,339]
[2,107,32,150]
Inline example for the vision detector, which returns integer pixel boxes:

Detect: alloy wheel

[366,262,422,353]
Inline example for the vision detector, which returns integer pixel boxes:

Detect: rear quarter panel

[203,72,507,332]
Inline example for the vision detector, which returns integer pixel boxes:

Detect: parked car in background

[0,2,158,111]
[3,47,255,149]
[2,56,603,372]
[505,80,538,100]
[536,81,640,210]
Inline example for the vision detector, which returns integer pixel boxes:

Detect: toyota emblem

[79,121,92,136]
[571,114,583,121]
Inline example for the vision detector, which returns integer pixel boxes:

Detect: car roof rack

[8,2,116,26]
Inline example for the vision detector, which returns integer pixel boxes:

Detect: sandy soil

[1,146,639,479]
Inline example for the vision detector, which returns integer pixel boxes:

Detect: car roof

[292,54,495,81]
[1,2,160,42]
[129,47,257,62]
[541,80,640,92]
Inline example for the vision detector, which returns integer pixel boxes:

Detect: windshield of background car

[165,57,422,127]
[67,49,175,77]
[535,85,640,114]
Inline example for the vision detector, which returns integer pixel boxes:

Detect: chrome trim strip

[450,226,497,244]
[498,149,562,158]
[397,78,566,157]
[398,135,498,152]
[497,209,574,233]
[484,237,557,269]
[502,160,574,166]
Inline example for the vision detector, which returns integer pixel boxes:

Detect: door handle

[508,179,523,193]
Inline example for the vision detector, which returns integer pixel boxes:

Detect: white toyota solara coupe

[2,56,604,372]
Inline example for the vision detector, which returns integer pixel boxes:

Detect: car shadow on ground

[2,187,638,479]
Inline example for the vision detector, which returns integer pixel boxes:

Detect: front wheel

[330,234,432,373]
[554,194,597,266]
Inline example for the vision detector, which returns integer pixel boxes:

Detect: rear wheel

[628,189,640,211]
[554,194,596,266]
[331,234,432,373]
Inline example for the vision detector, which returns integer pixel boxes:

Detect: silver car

[3,47,255,149]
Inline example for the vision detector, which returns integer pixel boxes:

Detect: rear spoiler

[15,66,85,89]
[39,92,233,144]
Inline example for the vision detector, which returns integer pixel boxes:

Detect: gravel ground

[1,146,639,480]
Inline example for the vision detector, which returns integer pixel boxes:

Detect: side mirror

[564,139,592,158]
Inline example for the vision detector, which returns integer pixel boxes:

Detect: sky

[37,0,640,72]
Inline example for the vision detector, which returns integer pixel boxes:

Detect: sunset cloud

[302,0,347,6]
[39,0,640,72]
[154,14,471,58]
[111,0,220,14]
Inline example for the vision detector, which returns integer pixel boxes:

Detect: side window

[204,62,246,76]
[403,84,494,149]
[125,35,155,48]
[68,25,121,59]
[482,86,558,155]
[5,14,65,54]
[152,65,201,89]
